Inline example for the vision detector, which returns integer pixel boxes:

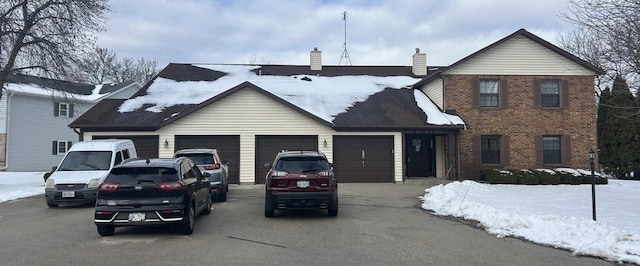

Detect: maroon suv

[263,151,338,217]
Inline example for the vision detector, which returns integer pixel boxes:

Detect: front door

[405,134,435,177]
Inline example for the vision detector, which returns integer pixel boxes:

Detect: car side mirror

[43,172,52,182]
[263,163,271,169]
[223,160,231,165]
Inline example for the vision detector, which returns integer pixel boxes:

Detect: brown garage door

[333,135,394,183]
[255,135,317,184]
[174,135,240,184]
[92,135,159,159]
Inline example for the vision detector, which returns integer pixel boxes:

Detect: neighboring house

[0,74,140,171]
[70,29,602,183]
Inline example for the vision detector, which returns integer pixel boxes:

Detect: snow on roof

[119,64,465,126]
[413,90,465,125]
[5,82,108,101]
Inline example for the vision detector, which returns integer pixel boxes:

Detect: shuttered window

[474,135,510,165]
[473,78,508,108]
[534,79,569,108]
[54,102,74,117]
[52,140,73,155]
[536,135,571,165]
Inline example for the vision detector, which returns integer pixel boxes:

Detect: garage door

[175,135,240,184]
[255,135,317,184]
[333,135,394,183]
[92,135,159,159]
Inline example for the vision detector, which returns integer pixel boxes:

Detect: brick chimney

[310,47,322,71]
[412,48,427,76]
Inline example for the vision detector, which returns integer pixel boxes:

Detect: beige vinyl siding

[446,35,596,76]
[420,80,445,110]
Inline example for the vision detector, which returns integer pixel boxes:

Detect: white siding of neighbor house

[0,95,7,133]
[84,88,404,183]
[446,35,597,76]
[8,94,94,171]
[421,80,445,110]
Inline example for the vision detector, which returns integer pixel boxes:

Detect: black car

[94,158,211,236]
[263,151,338,217]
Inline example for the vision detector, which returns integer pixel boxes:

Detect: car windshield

[176,153,215,165]
[274,157,330,173]
[58,151,112,171]
[106,167,178,184]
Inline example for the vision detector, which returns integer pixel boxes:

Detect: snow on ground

[0,172,45,203]
[421,179,640,264]
[1,171,639,264]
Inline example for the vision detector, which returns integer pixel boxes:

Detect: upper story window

[481,135,501,164]
[541,80,560,107]
[54,102,74,118]
[479,79,500,107]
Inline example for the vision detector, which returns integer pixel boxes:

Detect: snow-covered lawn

[1,172,638,264]
[421,179,640,264]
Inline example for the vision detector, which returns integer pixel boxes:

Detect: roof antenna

[339,11,353,66]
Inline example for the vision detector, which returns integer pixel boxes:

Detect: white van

[44,139,137,207]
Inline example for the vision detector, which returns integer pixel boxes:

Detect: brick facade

[444,74,598,178]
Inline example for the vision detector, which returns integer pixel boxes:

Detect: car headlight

[45,178,55,189]
[87,178,101,188]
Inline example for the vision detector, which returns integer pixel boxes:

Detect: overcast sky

[96,0,574,68]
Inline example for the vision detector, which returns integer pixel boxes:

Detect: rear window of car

[106,167,178,183]
[275,157,330,173]
[176,153,215,165]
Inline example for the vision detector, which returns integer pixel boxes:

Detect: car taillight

[317,170,334,177]
[158,181,186,190]
[98,182,120,192]
[203,163,221,170]
[270,170,288,177]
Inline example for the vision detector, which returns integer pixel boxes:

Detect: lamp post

[589,148,596,221]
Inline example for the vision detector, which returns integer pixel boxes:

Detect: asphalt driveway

[0,179,608,266]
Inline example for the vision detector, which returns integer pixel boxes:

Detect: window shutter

[471,78,479,108]
[69,104,74,118]
[535,136,543,165]
[500,79,508,108]
[473,135,481,164]
[501,135,510,166]
[533,79,541,107]
[52,141,58,155]
[53,102,59,117]
[561,80,570,108]
[562,135,572,165]
[67,141,73,151]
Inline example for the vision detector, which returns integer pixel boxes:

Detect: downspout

[1,91,14,171]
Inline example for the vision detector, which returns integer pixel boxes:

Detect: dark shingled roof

[6,73,136,96]
[70,64,462,131]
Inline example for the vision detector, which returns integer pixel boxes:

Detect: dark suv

[94,158,211,236]
[263,151,338,217]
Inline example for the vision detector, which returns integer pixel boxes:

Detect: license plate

[61,191,75,198]
[297,180,309,188]
[128,212,145,222]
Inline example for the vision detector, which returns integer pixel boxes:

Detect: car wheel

[218,191,227,202]
[264,198,275,217]
[328,198,338,217]
[96,225,115,236]
[179,204,195,235]
[202,196,212,215]
[46,200,57,207]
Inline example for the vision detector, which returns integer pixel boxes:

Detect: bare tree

[560,0,640,96]
[72,47,158,85]
[0,0,109,101]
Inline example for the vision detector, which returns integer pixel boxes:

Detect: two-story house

[1,74,140,171]
[69,29,602,183]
